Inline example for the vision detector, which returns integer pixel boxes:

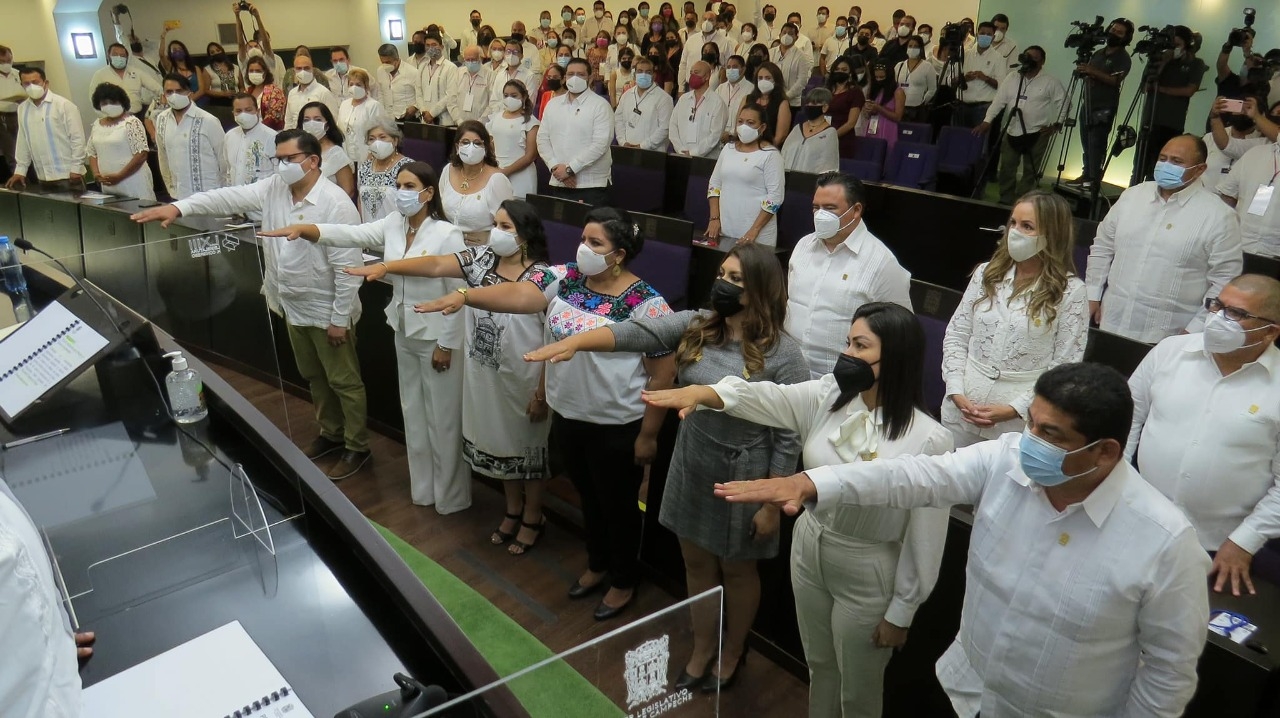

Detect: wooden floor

[218,364,810,715]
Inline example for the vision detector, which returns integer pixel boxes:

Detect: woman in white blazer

[261,161,471,513]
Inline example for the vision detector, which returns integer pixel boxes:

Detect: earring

[611,262,622,277]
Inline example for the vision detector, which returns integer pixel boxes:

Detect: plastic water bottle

[0,236,33,322]
[163,350,208,423]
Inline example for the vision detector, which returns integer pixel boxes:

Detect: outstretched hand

[642,385,720,419]
[130,204,180,227]
[345,263,388,282]
[257,225,309,241]
[714,472,816,516]
[524,338,578,363]
[414,292,466,315]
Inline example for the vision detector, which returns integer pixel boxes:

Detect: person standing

[264,163,470,511]
[787,172,911,377]
[954,22,1004,129]
[487,39,539,117]
[132,130,371,480]
[893,35,937,123]
[449,46,493,125]
[706,103,783,246]
[244,56,286,130]
[819,16,853,75]
[943,191,1088,447]
[781,87,838,173]
[440,121,515,247]
[973,47,1066,206]
[1217,113,1280,257]
[825,56,865,157]
[487,81,542,200]
[417,32,458,126]
[373,44,422,121]
[771,23,813,113]
[357,118,413,222]
[538,58,614,206]
[4,68,85,191]
[716,55,755,142]
[680,11,733,89]
[1139,26,1208,181]
[337,69,388,165]
[223,93,276,223]
[615,56,675,151]
[86,83,153,201]
[717,362,1212,718]
[1070,19,1132,189]
[1086,134,1242,343]
[204,43,242,105]
[0,46,22,177]
[298,102,354,199]
[325,47,364,102]
[644,301,953,717]
[670,61,729,157]
[1201,96,1270,195]
[91,43,163,118]
[158,36,208,106]
[284,54,339,131]
[155,74,226,200]
[413,207,675,620]
[347,200,553,552]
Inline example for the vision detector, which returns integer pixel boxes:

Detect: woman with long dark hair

[707,103,784,245]
[204,42,242,105]
[440,119,514,247]
[526,243,807,690]
[745,61,792,146]
[347,199,554,554]
[858,58,905,151]
[825,55,866,158]
[244,55,285,129]
[645,302,953,718]
[158,35,208,105]
[260,162,472,514]
[298,101,355,199]
[487,81,541,200]
[413,206,676,619]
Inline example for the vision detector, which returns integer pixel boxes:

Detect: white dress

[439,165,515,244]
[485,112,541,198]
[456,246,551,479]
[86,115,154,201]
[338,97,389,164]
[320,143,353,185]
[707,143,784,246]
[940,263,1089,445]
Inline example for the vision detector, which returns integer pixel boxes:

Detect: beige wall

[2,0,72,94]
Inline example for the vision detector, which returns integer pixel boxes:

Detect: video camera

[939,21,968,52]
[1228,8,1256,48]
[1064,16,1108,63]
[1134,24,1177,60]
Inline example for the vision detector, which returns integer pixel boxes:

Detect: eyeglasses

[1205,297,1280,325]
[274,151,310,164]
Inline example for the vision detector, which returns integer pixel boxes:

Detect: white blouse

[893,59,939,108]
[707,143,784,245]
[320,143,353,182]
[780,123,839,174]
[711,374,953,627]
[338,97,389,164]
[941,263,1089,438]
[438,165,515,234]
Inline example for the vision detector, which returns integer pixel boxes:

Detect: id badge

[462,92,474,112]
[1248,185,1274,217]
[868,116,879,134]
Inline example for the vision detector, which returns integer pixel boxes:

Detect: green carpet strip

[373,523,624,716]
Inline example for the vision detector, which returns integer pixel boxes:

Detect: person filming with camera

[1138,26,1208,180]
[973,47,1067,206]
[1069,19,1133,190]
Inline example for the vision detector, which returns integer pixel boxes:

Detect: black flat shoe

[700,651,747,693]
[568,575,608,599]
[592,592,634,621]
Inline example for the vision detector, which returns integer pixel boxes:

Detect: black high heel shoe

[700,650,747,693]
[490,511,522,545]
[674,655,714,691]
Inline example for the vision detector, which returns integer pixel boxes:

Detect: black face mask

[1106,34,1125,48]
[479,34,495,47]
[686,19,696,28]
[511,33,526,44]
[547,78,562,90]
[702,52,718,64]
[804,105,825,120]
[763,13,776,22]
[723,11,735,21]
[830,70,850,84]
[833,354,877,394]
[1229,114,1256,132]
[211,52,228,64]
[130,41,143,54]
[471,18,482,28]
[409,43,425,55]
[648,54,661,62]
[709,279,745,317]
[856,35,869,45]
[621,60,633,70]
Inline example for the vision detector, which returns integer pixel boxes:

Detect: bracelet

[378,261,388,272]
[709,216,719,221]
[455,287,469,305]
[438,346,452,353]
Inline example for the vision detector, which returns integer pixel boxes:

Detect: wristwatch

[565,166,576,177]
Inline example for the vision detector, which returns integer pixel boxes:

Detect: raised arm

[345,253,466,281]
[525,309,697,362]
[414,279,549,316]
[883,426,954,632]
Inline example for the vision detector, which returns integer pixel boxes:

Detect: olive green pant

[286,323,369,452]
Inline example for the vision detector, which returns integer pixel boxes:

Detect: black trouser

[1137,123,1183,183]
[555,413,645,590]
[1079,106,1117,182]
[548,184,611,207]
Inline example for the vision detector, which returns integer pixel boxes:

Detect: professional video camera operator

[1070,19,1133,189]
[1140,26,1207,179]
[974,46,1066,205]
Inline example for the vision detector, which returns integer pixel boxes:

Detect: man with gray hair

[448,45,493,124]
[373,43,422,120]
[1127,272,1280,597]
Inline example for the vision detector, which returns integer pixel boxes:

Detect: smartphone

[163,19,182,30]
[1222,98,1245,114]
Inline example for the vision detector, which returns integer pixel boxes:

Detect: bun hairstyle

[584,206,644,264]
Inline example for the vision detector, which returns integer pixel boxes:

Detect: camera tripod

[1048,52,1106,218]
[1119,58,1163,188]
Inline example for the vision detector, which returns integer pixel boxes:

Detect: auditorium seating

[909,280,962,418]
[897,121,933,144]
[935,125,985,192]
[884,142,938,191]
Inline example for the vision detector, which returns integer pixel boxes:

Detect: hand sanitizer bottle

[163,350,208,423]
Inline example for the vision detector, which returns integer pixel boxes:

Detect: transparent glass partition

[0,227,305,625]
[420,588,724,718]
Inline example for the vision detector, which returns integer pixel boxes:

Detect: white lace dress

[86,115,155,201]
[940,263,1089,444]
[485,112,540,198]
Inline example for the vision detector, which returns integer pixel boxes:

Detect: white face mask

[897,24,911,38]
[506,53,522,67]
[703,20,715,33]
[394,187,426,216]
[735,122,760,143]
[276,157,310,185]
[100,103,125,118]
[0,63,12,74]
[920,33,932,44]
[576,242,615,276]
[617,34,629,44]
[993,29,1005,43]
[907,47,921,59]
[369,139,396,160]
[502,95,523,112]
[166,92,190,110]
[1203,311,1272,354]
[488,227,522,256]
[817,13,827,23]
[110,55,129,70]
[595,9,605,18]
[351,85,367,100]
[741,30,754,42]
[780,34,795,46]
[457,143,485,165]
[1005,227,1044,262]
[756,78,775,94]
[234,111,260,130]
[1173,47,1185,59]
[24,84,46,101]
[247,71,266,86]
[295,69,314,85]
[247,47,264,59]
[302,119,327,139]
[813,205,854,239]
[566,75,588,94]
[492,49,505,62]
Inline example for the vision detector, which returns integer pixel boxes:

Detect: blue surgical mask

[726,67,742,82]
[635,72,654,89]
[1018,428,1100,488]
[1153,160,1194,189]
[557,56,571,68]
[976,34,993,49]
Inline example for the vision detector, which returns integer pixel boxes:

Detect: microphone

[13,236,130,339]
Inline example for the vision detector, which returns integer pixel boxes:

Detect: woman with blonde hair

[941,190,1089,446]
[337,68,388,164]
[525,243,807,690]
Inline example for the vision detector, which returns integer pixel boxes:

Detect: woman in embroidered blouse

[941,190,1088,447]
[244,56,286,130]
[357,118,413,223]
[260,162,472,514]
[86,82,154,202]
[707,103,784,246]
[440,120,515,247]
[348,199,552,554]
[204,43,242,104]
[415,206,677,620]
[526,243,807,690]
[644,302,954,718]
